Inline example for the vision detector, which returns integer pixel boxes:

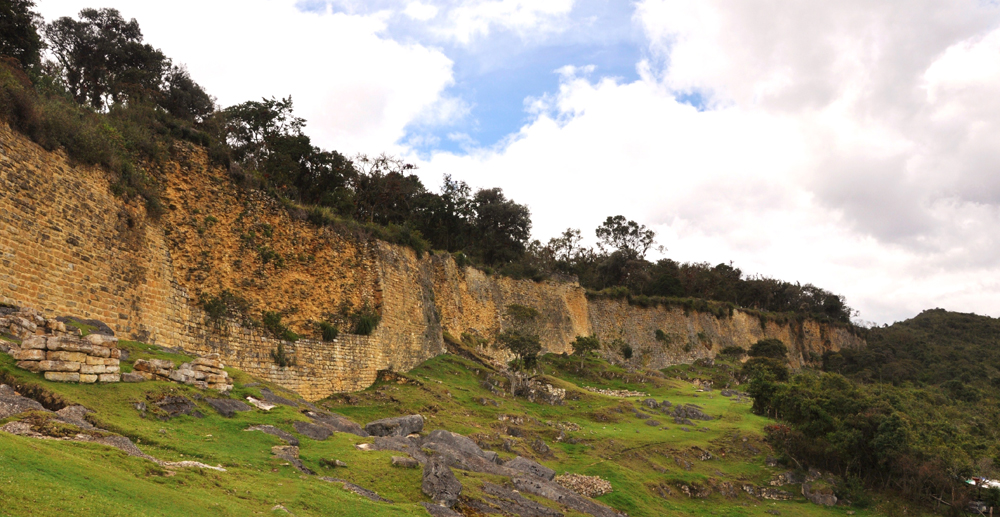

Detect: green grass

[0,345,927,516]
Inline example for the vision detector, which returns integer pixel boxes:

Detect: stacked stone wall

[0,124,865,400]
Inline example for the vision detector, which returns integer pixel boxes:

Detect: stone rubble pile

[1,307,122,383]
[554,473,614,498]
[582,386,647,398]
[132,354,233,392]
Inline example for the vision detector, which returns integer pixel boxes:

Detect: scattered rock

[505,456,555,481]
[293,421,333,441]
[531,438,551,455]
[422,457,462,507]
[245,397,275,411]
[555,473,613,498]
[392,456,420,468]
[366,414,424,437]
[512,475,625,517]
[802,480,837,506]
[645,419,661,426]
[641,398,659,409]
[481,481,563,517]
[319,458,347,468]
[154,396,201,419]
[272,445,314,475]
[259,388,299,407]
[204,398,251,418]
[54,405,94,429]
[0,384,45,419]
[306,411,368,437]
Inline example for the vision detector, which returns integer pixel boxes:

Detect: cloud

[415,0,1000,323]
[36,0,455,154]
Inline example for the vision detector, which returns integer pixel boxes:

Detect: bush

[496,329,541,371]
[270,342,294,367]
[199,290,252,326]
[571,335,600,367]
[349,304,380,335]
[262,311,299,342]
[654,329,670,343]
[720,345,746,358]
[741,357,789,382]
[748,338,788,360]
[319,321,339,341]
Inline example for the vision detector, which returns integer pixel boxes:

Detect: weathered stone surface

[293,421,332,441]
[422,457,462,508]
[89,346,111,358]
[20,336,46,350]
[0,384,45,418]
[15,361,40,372]
[97,373,120,383]
[481,481,563,517]
[392,456,420,468]
[306,411,368,437]
[272,445,314,475]
[79,374,98,384]
[10,349,44,361]
[46,351,87,363]
[366,414,424,437]
[193,357,224,369]
[205,398,251,418]
[47,340,93,354]
[121,372,146,383]
[320,478,391,502]
[512,476,624,517]
[802,481,837,506]
[38,360,81,372]
[44,371,81,382]
[154,396,198,418]
[259,388,298,407]
[424,429,493,461]
[79,364,107,375]
[84,334,118,346]
[505,456,556,481]
[54,405,94,429]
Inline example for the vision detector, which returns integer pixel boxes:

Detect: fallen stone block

[97,374,120,383]
[46,351,87,363]
[44,371,81,382]
[38,360,81,372]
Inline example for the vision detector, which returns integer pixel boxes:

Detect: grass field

[0,343,925,516]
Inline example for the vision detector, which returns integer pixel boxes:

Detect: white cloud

[36,0,454,154]
[441,0,576,43]
[416,0,1000,324]
[404,1,439,21]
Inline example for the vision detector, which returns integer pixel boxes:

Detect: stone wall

[0,124,865,400]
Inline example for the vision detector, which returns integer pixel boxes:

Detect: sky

[34,0,1000,325]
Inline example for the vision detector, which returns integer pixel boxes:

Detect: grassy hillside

[0,339,915,516]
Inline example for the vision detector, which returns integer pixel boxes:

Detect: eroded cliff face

[0,125,864,399]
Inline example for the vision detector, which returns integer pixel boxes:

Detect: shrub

[571,335,600,367]
[720,346,746,358]
[349,304,380,335]
[748,338,788,360]
[262,311,299,342]
[319,321,339,341]
[654,329,670,343]
[505,304,539,322]
[270,342,294,367]
[620,343,633,360]
[199,290,252,326]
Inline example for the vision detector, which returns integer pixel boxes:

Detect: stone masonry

[0,123,865,400]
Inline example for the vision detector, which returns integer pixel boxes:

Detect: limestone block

[169,369,196,384]
[154,368,172,378]
[21,336,47,350]
[205,353,221,360]
[206,374,228,384]
[121,372,146,383]
[89,346,110,358]
[80,364,107,375]
[97,374,120,383]
[15,361,40,372]
[46,351,87,363]
[193,381,208,390]
[191,370,207,381]
[48,339,93,354]
[193,358,223,369]
[79,374,98,384]
[192,364,221,374]
[38,360,81,372]
[11,349,45,361]
[44,371,81,382]
[84,334,118,346]
[105,365,120,374]
[110,348,121,359]
[86,356,118,366]
[147,359,174,370]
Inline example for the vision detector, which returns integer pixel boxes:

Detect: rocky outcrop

[365,414,424,437]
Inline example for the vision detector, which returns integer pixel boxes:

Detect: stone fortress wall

[0,125,864,400]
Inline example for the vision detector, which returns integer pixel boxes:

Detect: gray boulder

[294,421,333,441]
[205,398,251,418]
[422,457,462,507]
[0,384,45,419]
[505,456,556,481]
[366,414,424,437]
[307,411,368,437]
[420,502,462,517]
[512,476,624,517]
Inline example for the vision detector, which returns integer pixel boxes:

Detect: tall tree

[595,215,656,261]
[471,188,531,265]
[45,8,167,109]
[0,0,43,69]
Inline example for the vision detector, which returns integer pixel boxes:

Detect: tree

[45,8,168,109]
[471,188,531,265]
[571,334,600,367]
[0,0,43,70]
[160,65,214,122]
[748,338,788,360]
[497,330,541,371]
[595,215,656,261]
